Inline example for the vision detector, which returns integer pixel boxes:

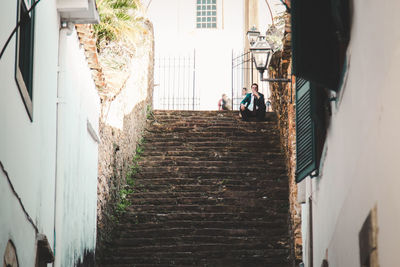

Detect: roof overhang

[57,0,99,24]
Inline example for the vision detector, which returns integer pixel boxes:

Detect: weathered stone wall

[268,13,302,264]
[95,21,154,258]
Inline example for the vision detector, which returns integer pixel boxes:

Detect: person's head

[222,94,227,99]
[251,83,259,93]
[242,87,247,95]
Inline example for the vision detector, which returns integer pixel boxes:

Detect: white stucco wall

[0,0,59,263]
[105,44,150,129]
[55,28,100,266]
[302,1,400,266]
[0,170,37,266]
[0,1,99,265]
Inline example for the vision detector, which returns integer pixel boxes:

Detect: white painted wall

[0,0,99,265]
[0,170,37,266]
[0,0,59,263]
[144,0,244,110]
[301,1,400,266]
[105,44,151,129]
[55,28,100,266]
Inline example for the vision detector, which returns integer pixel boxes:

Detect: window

[292,0,352,182]
[196,0,217,29]
[291,0,351,91]
[15,0,35,121]
[295,78,330,183]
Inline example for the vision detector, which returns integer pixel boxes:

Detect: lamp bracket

[260,72,292,83]
[260,78,292,83]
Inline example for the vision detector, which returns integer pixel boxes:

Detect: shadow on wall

[76,249,95,267]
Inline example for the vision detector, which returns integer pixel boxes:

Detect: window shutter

[295,78,318,183]
[291,0,341,90]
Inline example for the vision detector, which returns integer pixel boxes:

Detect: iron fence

[153,50,199,110]
[231,50,253,110]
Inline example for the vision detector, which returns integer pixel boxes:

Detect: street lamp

[246,26,260,46]
[246,27,291,83]
[250,35,273,74]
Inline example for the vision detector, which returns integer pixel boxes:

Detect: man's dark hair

[251,83,259,91]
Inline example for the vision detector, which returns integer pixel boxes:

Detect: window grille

[196,0,217,29]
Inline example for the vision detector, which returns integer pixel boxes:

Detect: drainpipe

[53,21,74,267]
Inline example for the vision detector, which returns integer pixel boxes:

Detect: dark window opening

[291,0,353,91]
[15,0,35,120]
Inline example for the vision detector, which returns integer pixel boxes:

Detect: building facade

[0,0,100,265]
[144,0,282,110]
[292,0,400,266]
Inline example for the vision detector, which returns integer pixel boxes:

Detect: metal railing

[231,50,254,110]
[153,50,199,110]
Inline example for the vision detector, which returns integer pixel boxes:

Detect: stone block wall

[268,13,302,264]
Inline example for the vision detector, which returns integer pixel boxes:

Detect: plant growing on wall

[265,14,286,52]
[94,0,149,73]
[94,0,142,47]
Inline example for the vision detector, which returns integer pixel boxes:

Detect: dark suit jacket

[240,93,266,111]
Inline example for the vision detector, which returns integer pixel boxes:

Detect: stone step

[137,159,285,169]
[141,150,284,159]
[140,145,281,153]
[103,248,289,265]
[152,110,277,120]
[127,195,288,207]
[112,227,289,242]
[128,184,288,194]
[145,127,277,135]
[129,182,288,194]
[111,235,288,250]
[120,211,288,223]
[126,204,288,215]
[128,190,287,199]
[132,176,288,186]
[146,121,277,130]
[101,257,290,267]
[143,133,279,142]
[136,168,287,178]
[105,245,289,257]
[141,138,280,145]
[113,219,288,231]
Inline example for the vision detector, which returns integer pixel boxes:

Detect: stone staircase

[98,110,291,267]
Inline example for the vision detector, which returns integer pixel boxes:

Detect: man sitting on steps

[240,83,266,121]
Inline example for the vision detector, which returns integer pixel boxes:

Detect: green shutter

[295,78,318,183]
